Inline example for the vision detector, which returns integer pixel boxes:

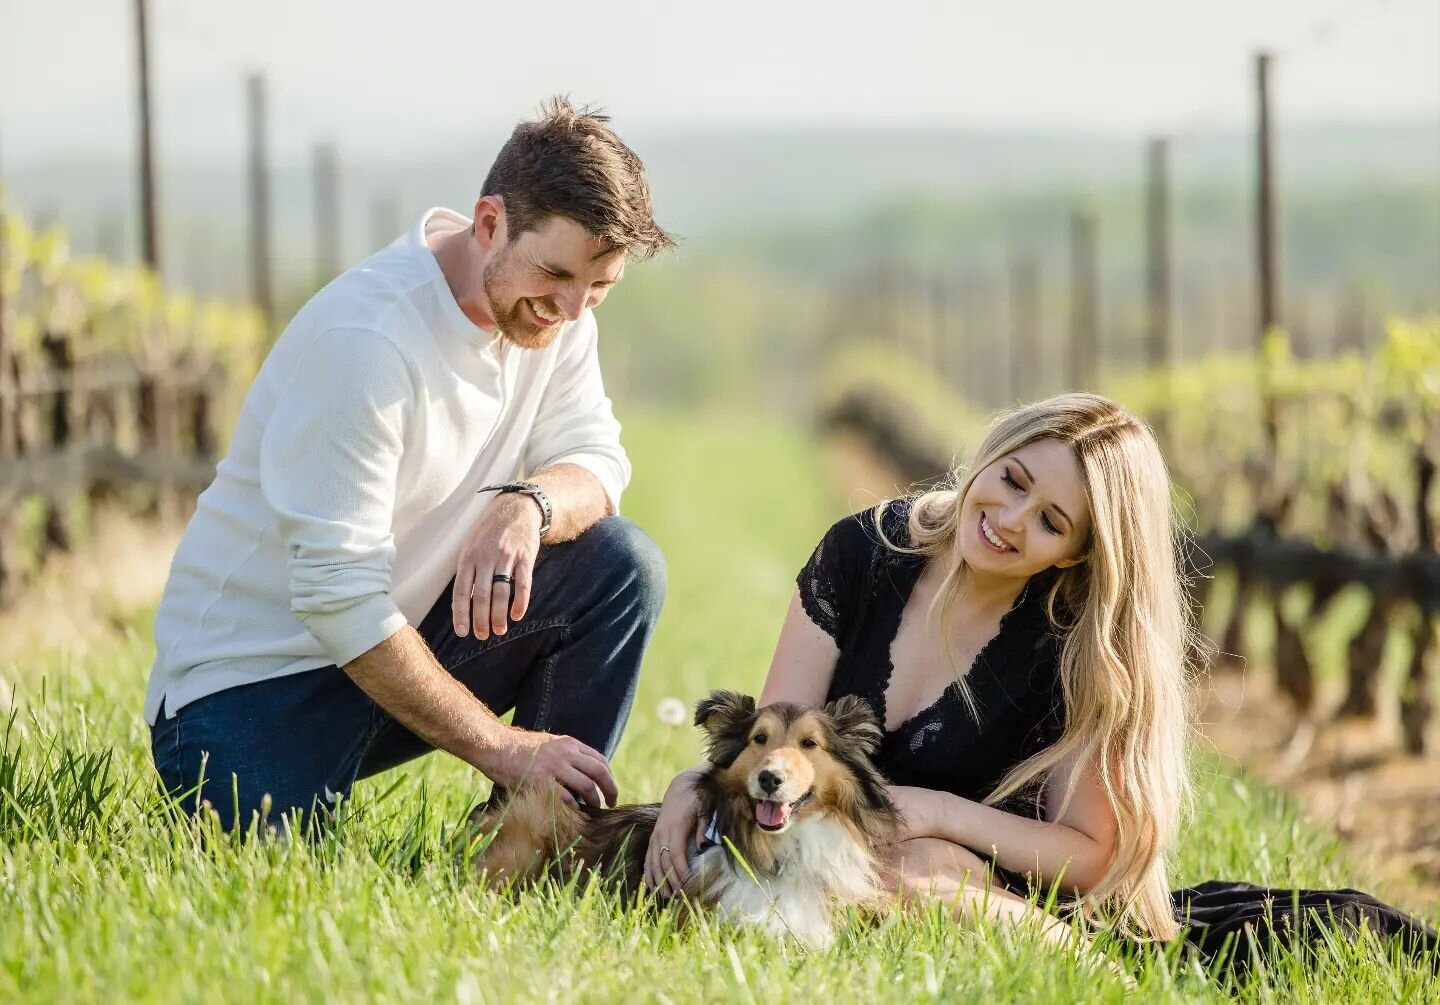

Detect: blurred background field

[1,0,1438,999]
[3,410,1433,1003]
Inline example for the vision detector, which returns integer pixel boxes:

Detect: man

[146,98,674,832]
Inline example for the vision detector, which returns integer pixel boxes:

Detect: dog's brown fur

[467,690,899,942]
[686,694,898,879]
[468,785,662,890]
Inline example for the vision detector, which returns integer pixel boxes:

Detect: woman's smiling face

[957,437,1092,577]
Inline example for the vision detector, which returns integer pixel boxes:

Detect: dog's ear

[820,695,897,824]
[693,690,757,767]
[694,690,756,731]
[821,695,884,755]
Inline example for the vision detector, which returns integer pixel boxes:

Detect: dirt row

[1200,667,1440,916]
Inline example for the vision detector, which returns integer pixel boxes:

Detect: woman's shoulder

[798,499,919,644]
[819,497,917,559]
[799,499,917,595]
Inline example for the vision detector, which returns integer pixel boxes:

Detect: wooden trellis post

[1068,211,1099,390]
[1400,435,1438,753]
[0,199,13,603]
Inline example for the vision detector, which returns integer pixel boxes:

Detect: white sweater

[145,208,630,724]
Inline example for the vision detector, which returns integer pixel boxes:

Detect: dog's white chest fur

[693,814,878,948]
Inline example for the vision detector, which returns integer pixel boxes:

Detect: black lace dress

[795,501,1439,971]
[797,498,1065,896]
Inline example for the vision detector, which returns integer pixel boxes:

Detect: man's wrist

[479,481,553,536]
[518,491,549,536]
[465,719,513,775]
[492,491,545,533]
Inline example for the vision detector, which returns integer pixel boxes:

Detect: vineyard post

[1255,51,1281,465]
[1251,51,1284,721]
[85,360,120,509]
[904,268,930,367]
[944,274,969,400]
[0,194,12,460]
[1405,617,1440,756]
[40,332,74,552]
[881,262,901,351]
[157,366,180,521]
[1340,287,1369,355]
[1255,50,1280,342]
[370,193,402,252]
[861,264,879,344]
[137,368,158,517]
[979,276,1004,408]
[929,275,954,389]
[1009,252,1040,403]
[191,365,218,460]
[959,272,991,406]
[134,0,161,273]
[1068,210,1099,391]
[0,196,12,602]
[923,270,942,373]
[1401,436,1438,754]
[247,72,274,337]
[313,140,341,289]
[1145,136,1173,442]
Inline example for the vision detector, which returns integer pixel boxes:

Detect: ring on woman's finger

[659,846,672,858]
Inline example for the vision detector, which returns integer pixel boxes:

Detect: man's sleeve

[523,311,631,512]
[259,327,413,666]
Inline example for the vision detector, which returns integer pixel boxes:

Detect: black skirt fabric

[1164,880,1440,977]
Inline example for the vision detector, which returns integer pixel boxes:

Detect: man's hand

[453,493,543,639]
[343,629,616,811]
[477,724,620,810]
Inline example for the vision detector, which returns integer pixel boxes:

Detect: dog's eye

[800,737,819,750]
[752,733,767,745]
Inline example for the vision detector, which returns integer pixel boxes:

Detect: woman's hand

[887,785,937,842]
[643,768,706,898]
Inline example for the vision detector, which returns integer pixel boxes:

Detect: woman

[643,392,1196,943]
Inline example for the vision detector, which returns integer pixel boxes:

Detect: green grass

[1,409,1437,1003]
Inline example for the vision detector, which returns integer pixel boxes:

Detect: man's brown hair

[481,96,676,261]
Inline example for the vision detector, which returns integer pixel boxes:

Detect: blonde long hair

[882,392,1200,940]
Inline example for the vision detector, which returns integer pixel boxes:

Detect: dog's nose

[758,769,781,794]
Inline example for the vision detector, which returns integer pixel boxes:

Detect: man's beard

[482,256,564,350]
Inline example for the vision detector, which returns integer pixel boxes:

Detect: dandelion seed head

[655,697,687,727]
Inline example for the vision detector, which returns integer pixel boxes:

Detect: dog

[467,690,900,948]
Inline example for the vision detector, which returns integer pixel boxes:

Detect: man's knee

[573,517,666,614]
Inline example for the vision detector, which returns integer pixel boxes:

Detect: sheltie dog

[468,690,900,947]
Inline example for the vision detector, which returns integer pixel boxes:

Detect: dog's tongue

[756,800,790,828]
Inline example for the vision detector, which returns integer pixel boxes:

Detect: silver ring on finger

[492,573,513,586]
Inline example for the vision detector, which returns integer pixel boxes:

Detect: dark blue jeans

[150,517,665,832]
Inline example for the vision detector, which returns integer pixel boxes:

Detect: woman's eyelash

[1004,468,1063,535]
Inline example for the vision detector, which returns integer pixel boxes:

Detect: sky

[2,0,1437,167]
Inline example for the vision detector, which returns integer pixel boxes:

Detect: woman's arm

[893,747,1118,895]
[758,590,841,708]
